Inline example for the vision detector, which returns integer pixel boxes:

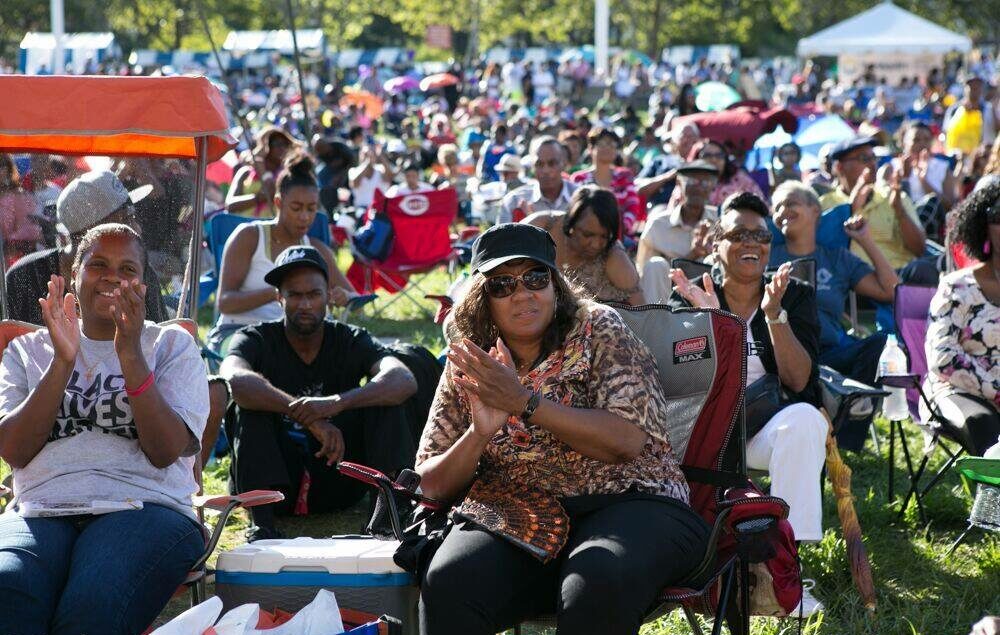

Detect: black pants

[930,390,1000,456]
[228,407,369,514]
[419,493,709,635]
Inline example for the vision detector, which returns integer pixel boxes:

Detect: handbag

[353,201,394,261]
[744,374,790,438]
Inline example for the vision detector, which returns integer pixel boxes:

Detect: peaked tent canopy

[0,75,234,160]
[796,1,971,56]
[223,29,326,56]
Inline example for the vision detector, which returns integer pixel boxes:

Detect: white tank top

[219,222,310,326]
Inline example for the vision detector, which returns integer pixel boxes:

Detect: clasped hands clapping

[447,338,533,439]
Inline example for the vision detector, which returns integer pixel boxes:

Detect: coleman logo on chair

[400,194,430,216]
[673,336,711,364]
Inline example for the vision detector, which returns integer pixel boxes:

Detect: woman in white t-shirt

[0,224,209,635]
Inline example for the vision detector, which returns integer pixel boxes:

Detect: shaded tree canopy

[2,0,996,63]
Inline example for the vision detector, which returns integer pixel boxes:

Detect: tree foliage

[2,0,997,63]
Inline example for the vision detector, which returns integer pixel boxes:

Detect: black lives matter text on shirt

[227,319,391,403]
[50,369,136,442]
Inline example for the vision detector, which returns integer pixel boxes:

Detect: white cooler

[216,536,418,634]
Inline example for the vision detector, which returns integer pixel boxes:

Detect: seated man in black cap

[220,245,418,541]
[636,160,720,302]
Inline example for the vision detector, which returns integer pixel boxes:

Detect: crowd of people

[0,46,999,634]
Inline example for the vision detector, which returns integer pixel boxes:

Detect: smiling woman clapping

[0,224,208,635]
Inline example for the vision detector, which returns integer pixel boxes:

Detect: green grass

[4,257,998,633]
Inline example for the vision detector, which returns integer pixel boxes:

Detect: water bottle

[877,334,910,420]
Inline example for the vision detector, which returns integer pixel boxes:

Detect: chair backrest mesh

[613,304,747,518]
[373,188,458,268]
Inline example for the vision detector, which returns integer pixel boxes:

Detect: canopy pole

[182,136,209,320]
[283,0,313,146]
[0,230,8,319]
[196,0,257,155]
[51,0,65,74]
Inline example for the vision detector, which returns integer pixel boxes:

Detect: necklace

[79,343,117,382]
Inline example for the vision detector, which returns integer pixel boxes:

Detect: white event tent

[796,1,971,57]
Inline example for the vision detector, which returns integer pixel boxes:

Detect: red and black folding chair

[347,188,460,319]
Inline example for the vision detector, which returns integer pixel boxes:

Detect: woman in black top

[666,192,828,594]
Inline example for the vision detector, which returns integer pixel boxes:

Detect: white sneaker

[793,579,824,618]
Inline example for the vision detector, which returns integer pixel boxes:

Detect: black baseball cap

[264,245,329,287]
[829,135,877,162]
[470,223,557,274]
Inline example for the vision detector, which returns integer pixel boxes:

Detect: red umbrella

[673,105,798,153]
[419,73,459,92]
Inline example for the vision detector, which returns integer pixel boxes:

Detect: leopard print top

[416,302,690,503]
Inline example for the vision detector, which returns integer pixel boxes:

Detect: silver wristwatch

[765,309,788,325]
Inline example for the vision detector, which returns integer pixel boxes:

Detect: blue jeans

[0,504,204,635]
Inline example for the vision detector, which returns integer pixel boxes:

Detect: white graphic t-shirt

[0,322,209,519]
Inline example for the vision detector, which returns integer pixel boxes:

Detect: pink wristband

[126,371,155,397]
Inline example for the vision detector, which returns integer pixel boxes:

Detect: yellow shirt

[819,187,919,269]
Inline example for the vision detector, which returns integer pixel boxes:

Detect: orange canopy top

[0,75,235,161]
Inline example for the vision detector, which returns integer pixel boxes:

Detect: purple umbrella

[383,76,420,94]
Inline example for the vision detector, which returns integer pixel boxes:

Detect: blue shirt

[769,244,872,350]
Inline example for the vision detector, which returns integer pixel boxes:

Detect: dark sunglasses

[484,266,552,298]
[719,227,773,245]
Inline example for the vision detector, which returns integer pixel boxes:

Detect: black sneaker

[246,525,285,543]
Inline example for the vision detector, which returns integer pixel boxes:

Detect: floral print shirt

[416,302,689,503]
[925,268,1000,409]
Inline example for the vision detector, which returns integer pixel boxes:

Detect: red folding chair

[348,188,460,319]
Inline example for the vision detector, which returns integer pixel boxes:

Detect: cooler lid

[217,537,404,574]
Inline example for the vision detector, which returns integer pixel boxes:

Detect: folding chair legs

[712,562,738,635]
[898,441,964,523]
[682,606,706,635]
[946,523,974,556]
[890,418,929,524]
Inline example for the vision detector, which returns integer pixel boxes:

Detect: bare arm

[762,265,813,393]
[118,347,192,469]
[226,166,263,214]
[221,354,294,415]
[851,230,899,303]
[0,357,73,469]
[338,356,417,411]
[528,398,648,463]
[606,246,646,305]
[895,202,927,257]
[635,168,676,199]
[216,225,279,315]
[416,428,491,502]
[310,238,357,306]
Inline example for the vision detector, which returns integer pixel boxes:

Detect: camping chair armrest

[819,366,889,399]
[346,294,379,312]
[189,490,285,572]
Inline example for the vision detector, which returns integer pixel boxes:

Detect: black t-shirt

[5,247,169,326]
[227,319,391,401]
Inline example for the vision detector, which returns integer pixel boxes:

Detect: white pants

[746,402,827,542]
[640,256,672,304]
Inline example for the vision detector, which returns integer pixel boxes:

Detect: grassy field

[2,258,998,634]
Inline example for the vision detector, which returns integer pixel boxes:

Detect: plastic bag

[152,589,344,635]
[150,597,223,635]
